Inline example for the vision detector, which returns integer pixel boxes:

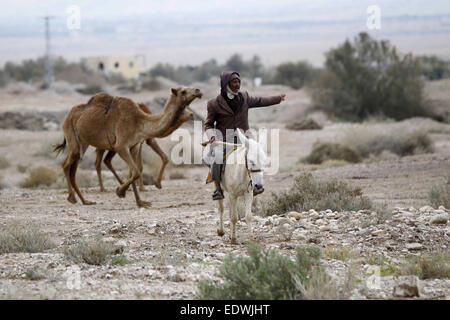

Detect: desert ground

[0,79,449,300]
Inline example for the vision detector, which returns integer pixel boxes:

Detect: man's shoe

[212,189,224,200]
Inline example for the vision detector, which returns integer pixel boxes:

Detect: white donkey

[216,129,267,245]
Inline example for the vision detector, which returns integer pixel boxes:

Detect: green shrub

[312,32,433,122]
[25,267,48,281]
[64,238,115,265]
[0,155,10,169]
[21,167,58,188]
[304,142,362,164]
[197,243,324,300]
[111,255,134,266]
[271,61,320,89]
[17,164,27,173]
[0,224,55,254]
[428,175,450,208]
[263,172,372,216]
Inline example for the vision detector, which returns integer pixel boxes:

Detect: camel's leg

[62,152,78,204]
[95,149,107,192]
[244,191,254,241]
[70,155,96,205]
[217,199,225,237]
[229,196,238,245]
[136,143,147,192]
[103,150,124,185]
[115,147,151,208]
[146,139,168,189]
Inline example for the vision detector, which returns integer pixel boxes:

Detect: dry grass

[0,155,10,169]
[397,253,450,279]
[324,246,359,262]
[169,171,186,180]
[286,118,322,131]
[0,223,55,254]
[20,166,58,188]
[51,170,95,189]
[428,175,450,208]
[64,237,115,266]
[339,127,434,158]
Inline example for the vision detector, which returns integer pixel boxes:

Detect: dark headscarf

[220,71,243,114]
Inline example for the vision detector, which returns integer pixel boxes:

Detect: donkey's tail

[53,138,66,156]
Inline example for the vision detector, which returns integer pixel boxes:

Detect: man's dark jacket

[205,71,282,142]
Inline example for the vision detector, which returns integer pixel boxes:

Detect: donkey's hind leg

[217,199,225,237]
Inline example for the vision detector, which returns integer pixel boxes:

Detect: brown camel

[95,102,194,192]
[54,87,202,208]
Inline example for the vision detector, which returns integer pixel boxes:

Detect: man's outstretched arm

[247,93,286,108]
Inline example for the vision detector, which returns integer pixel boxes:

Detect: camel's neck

[142,96,183,138]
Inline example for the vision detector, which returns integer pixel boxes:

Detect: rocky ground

[0,83,449,300]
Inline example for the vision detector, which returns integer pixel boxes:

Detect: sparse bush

[64,238,115,265]
[418,55,450,81]
[312,32,433,121]
[340,127,434,158]
[0,224,55,254]
[263,172,372,216]
[324,246,359,261]
[0,155,10,169]
[141,78,161,91]
[17,164,27,173]
[398,253,450,279]
[76,84,103,95]
[51,170,94,189]
[271,61,319,89]
[111,255,134,266]
[25,267,48,281]
[21,167,58,188]
[197,243,325,300]
[428,175,450,208]
[169,171,186,180]
[286,118,322,131]
[304,142,362,164]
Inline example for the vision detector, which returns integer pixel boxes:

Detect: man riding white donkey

[203,71,286,244]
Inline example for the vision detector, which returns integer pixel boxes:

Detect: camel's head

[171,86,203,107]
[180,108,194,122]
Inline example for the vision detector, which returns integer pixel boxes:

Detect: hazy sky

[1,0,450,67]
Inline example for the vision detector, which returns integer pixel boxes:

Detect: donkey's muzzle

[253,185,264,196]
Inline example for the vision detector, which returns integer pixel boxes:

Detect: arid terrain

[0,80,449,300]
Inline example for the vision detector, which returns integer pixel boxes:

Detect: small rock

[292,229,308,240]
[393,276,421,297]
[419,206,434,213]
[319,225,330,232]
[287,211,302,220]
[430,213,448,225]
[406,243,423,251]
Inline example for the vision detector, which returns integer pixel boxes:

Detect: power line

[43,15,55,87]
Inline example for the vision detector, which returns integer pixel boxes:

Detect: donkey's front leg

[244,191,254,241]
[229,196,238,245]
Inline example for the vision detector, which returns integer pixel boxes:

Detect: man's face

[229,78,240,92]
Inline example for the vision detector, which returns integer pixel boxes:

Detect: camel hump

[138,103,152,114]
[86,92,114,107]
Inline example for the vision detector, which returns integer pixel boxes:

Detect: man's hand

[280,94,286,101]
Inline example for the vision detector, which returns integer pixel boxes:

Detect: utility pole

[43,15,55,87]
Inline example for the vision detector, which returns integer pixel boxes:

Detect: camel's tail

[53,138,66,156]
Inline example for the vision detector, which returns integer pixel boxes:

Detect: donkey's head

[236,129,267,195]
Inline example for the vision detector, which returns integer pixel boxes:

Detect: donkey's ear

[237,128,249,149]
[259,128,267,148]
[171,88,177,96]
